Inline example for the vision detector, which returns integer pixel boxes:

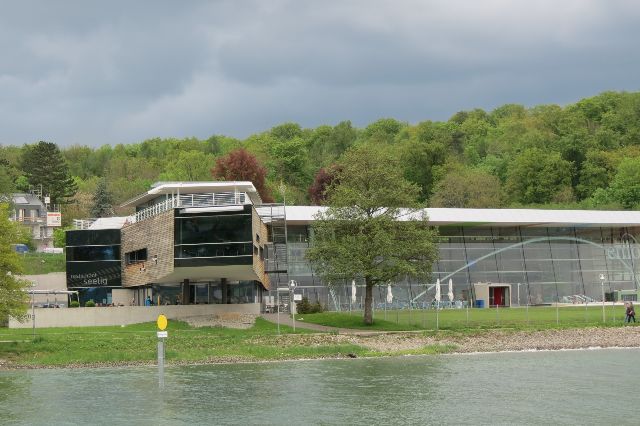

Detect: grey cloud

[0,0,639,146]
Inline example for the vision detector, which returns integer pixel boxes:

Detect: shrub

[296,297,313,314]
[297,297,325,314]
[69,301,80,308]
[84,299,95,308]
[311,301,324,314]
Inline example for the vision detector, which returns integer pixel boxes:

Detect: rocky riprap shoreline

[250,326,640,354]
[182,313,257,329]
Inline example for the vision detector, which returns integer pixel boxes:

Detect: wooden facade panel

[252,207,270,290]
[121,209,175,287]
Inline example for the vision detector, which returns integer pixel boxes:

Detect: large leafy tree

[306,145,438,325]
[159,150,215,181]
[212,148,274,202]
[505,148,573,204]
[0,204,29,322]
[609,157,640,209]
[21,141,77,204]
[430,167,503,208]
[308,165,341,205]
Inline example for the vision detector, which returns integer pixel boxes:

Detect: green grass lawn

[20,253,66,274]
[0,318,365,367]
[297,305,636,331]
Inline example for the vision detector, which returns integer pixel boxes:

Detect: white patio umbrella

[435,278,441,330]
[448,279,454,304]
[386,284,393,304]
[351,280,357,304]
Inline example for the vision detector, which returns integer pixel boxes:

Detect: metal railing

[73,219,97,230]
[134,192,248,223]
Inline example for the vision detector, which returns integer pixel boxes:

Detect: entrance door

[490,287,505,307]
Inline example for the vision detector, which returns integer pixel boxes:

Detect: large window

[175,214,251,245]
[67,245,120,262]
[174,210,253,266]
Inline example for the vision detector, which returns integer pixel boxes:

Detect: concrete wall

[21,272,68,306]
[9,303,261,328]
[121,209,175,287]
[112,288,134,306]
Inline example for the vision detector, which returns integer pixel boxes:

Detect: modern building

[66,181,640,310]
[10,192,61,251]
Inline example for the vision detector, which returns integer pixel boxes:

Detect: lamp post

[599,273,606,323]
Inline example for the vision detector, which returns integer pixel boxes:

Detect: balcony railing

[15,216,46,224]
[133,192,247,223]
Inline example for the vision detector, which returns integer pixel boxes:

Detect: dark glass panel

[66,229,121,246]
[174,242,253,258]
[175,214,252,245]
[67,245,120,261]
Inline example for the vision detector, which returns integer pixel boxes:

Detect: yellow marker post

[157,314,168,387]
[157,314,168,331]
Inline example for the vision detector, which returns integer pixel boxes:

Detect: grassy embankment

[20,253,65,275]
[0,318,399,368]
[296,305,637,331]
[2,306,636,368]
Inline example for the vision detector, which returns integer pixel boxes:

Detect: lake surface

[1,349,638,425]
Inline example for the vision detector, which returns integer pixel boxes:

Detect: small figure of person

[625,301,636,323]
[145,296,152,307]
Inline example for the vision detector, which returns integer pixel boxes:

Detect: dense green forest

[2,91,640,226]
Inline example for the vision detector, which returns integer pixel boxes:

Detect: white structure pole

[600,273,606,323]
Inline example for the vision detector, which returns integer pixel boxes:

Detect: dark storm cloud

[0,0,639,146]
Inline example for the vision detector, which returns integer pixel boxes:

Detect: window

[125,248,148,265]
[67,245,120,262]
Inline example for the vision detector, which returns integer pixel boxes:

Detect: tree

[401,140,447,201]
[90,178,115,218]
[306,145,438,325]
[505,148,573,204]
[0,203,29,322]
[430,168,503,208]
[308,165,341,205]
[211,148,274,202]
[159,150,215,181]
[21,141,78,204]
[0,157,14,200]
[609,157,640,209]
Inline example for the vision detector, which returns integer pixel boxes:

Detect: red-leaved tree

[308,165,341,205]
[212,148,274,202]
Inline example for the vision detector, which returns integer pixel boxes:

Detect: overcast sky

[1,0,639,147]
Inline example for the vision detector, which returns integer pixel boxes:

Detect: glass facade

[66,229,122,288]
[174,207,253,267]
[151,281,259,305]
[277,225,640,308]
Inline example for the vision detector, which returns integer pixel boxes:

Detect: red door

[493,287,504,306]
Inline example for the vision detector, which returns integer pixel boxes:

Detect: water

[1,349,638,425]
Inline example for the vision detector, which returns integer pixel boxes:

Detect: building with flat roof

[66,181,640,310]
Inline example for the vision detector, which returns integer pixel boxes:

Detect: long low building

[66,181,640,310]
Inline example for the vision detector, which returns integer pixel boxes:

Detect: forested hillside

[2,91,640,225]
